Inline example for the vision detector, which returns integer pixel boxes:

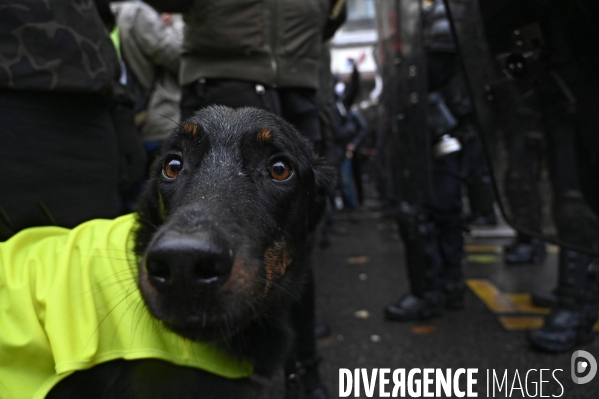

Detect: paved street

[313,213,599,398]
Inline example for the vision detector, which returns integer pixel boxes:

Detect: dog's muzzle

[144,230,234,295]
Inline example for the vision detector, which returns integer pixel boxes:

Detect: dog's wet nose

[145,232,233,294]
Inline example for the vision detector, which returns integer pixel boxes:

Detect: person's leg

[278,88,328,398]
[503,129,546,264]
[340,156,358,210]
[385,154,465,321]
[529,250,598,352]
[352,153,365,206]
[0,89,119,239]
[433,155,467,308]
[544,110,599,249]
[463,132,496,225]
[278,88,323,150]
[385,212,446,321]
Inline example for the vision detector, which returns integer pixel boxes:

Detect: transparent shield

[375,0,433,211]
[444,0,599,254]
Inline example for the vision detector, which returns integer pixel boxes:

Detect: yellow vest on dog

[0,215,252,399]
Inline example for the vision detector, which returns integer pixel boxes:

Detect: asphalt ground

[312,213,599,398]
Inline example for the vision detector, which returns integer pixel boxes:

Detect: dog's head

[134,106,333,342]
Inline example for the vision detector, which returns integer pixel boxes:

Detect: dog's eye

[164,156,183,179]
[268,160,291,181]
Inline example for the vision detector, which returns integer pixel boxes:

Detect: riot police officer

[385,0,469,321]
[445,0,599,352]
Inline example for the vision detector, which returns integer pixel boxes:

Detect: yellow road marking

[500,316,599,331]
[466,279,519,313]
[468,279,599,332]
[504,294,550,314]
[464,244,558,255]
[465,245,502,254]
[499,316,544,330]
[466,254,500,264]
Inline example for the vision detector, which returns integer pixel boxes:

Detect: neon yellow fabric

[0,215,252,399]
[110,26,121,59]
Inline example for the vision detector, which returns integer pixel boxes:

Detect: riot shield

[444,0,599,255]
[375,0,432,215]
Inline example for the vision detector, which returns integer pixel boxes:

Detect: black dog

[47,106,333,398]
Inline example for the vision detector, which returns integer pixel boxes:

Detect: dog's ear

[313,158,336,196]
[308,158,336,232]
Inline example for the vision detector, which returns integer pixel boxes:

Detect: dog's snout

[145,232,233,294]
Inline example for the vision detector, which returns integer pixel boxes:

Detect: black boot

[387,209,446,321]
[385,291,445,321]
[297,357,329,399]
[504,237,546,264]
[285,268,328,399]
[314,324,331,340]
[531,290,557,308]
[467,213,497,227]
[528,250,598,352]
[385,279,466,320]
[285,370,305,399]
[528,305,597,352]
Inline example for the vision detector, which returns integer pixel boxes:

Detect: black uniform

[385,0,469,320]
[455,0,599,352]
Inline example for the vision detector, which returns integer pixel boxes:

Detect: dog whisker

[81,289,138,352]
[106,281,143,347]
[156,112,179,127]
[156,84,182,120]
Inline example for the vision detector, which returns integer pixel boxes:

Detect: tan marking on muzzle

[263,241,292,295]
[221,250,264,300]
[257,129,272,143]
[184,122,198,136]
[139,261,158,296]
[223,254,250,290]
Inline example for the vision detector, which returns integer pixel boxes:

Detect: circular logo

[571,350,597,384]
